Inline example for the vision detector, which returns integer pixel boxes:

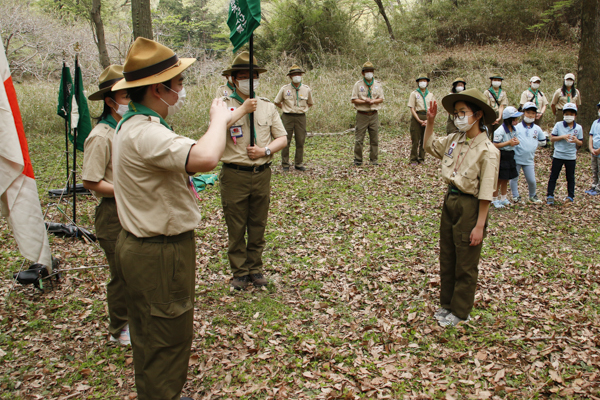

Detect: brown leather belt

[223,162,271,172]
[357,110,378,116]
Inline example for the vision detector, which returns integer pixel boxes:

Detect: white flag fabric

[0,35,52,269]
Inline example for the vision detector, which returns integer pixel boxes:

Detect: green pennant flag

[227,0,261,53]
[57,64,73,132]
[70,61,92,152]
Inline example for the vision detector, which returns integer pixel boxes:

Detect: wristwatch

[264,147,271,156]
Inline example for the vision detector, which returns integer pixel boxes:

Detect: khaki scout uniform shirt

[82,123,115,198]
[484,89,508,113]
[425,131,499,201]
[519,90,549,109]
[407,90,436,113]
[222,97,287,166]
[274,83,314,114]
[112,115,200,238]
[351,79,384,112]
[551,88,581,109]
[216,84,233,99]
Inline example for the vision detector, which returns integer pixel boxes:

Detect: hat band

[99,77,122,90]
[232,63,260,70]
[123,54,180,82]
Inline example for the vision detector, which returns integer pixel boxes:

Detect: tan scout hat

[442,88,497,125]
[452,77,466,85]
[489,74,504,80]
[222,67,232,77]
[112,38,195,91]
[416,74,430,82]
[287,64,305,75]
[362,61,375,71]
[88,65,124,101]
[222,51,267,75]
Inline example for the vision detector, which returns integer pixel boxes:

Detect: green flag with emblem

[70,58,92,152]
[227,0,261,53]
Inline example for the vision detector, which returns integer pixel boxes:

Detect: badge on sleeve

[229,106,236,112]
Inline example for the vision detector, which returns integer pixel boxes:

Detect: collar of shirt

[118,102,171,132]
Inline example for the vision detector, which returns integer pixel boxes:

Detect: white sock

[493,196,498,202]
[501,195,507,201]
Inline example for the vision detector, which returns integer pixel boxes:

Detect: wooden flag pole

[249,33,255,147]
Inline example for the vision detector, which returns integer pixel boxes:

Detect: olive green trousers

[115,230,195,400]
[281,113,307,168]
[410,111,427,162]
[439,190,487,320]
[354,112,379,164]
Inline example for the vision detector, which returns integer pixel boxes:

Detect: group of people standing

[79,38,600,399]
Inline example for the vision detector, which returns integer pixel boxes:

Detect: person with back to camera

[423,89,499,327]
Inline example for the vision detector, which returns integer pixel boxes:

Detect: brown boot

[231,275,250,290]
[249,273,268,287]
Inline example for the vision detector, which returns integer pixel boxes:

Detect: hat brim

[489,76,504,80]
[88,87,112,101]
[416,77,430,82]
[442,93,497,125]
[506,111,523,119]
[523,105,538,111]
[287,69,305,76]
[112,58,196,91]
[222,66,268,76]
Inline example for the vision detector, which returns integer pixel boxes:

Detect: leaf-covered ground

[2,125,600,400]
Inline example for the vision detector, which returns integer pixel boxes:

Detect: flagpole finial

[74,42,80,53]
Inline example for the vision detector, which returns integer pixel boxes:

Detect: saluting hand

[426,100,437,123]
[210,98,231,125]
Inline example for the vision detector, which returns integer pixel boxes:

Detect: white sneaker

[439,313,471,327]
[492,200,504,209]
[434,308,451,321]
[110,324,131,346]
[500,198,511,206]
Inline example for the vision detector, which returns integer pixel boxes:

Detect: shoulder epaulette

[258,97,272,103]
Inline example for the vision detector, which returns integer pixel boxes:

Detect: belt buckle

[253,165,259,173]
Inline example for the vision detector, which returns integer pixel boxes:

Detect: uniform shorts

[498,150,518,180]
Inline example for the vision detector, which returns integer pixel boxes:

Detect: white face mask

[236,78,259,96]
[418,81,428,89]
[492,81,502,88]
[364,72,374,80]
[160,84,186,116]
[563,115,575,123]
[455,85,465,93]
[292,76,302,84]
[454,113,477,132]
[531,83,540,90]
[565,80,574,87]
[523,116,535,124]
[110,99,129,117]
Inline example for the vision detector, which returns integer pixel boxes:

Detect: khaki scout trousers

[115,230,195,400]
[220,166,271,277]
[354,112,379,164]
[439,190,487,320]
[94,197,127,338]
[410,111,427,162]
[281,113,307,168]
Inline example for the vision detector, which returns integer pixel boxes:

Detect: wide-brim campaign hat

[489,74,504,80]
[287,64,305,75]
[112,38,196,91]
[88,65,124,101]
[222,52,267,75]
[362,61,375,71]
[452,77,466,85]
[221,67,232,77]
[530,76,541,83]
[442,88,497,125]
[416,74,430,82]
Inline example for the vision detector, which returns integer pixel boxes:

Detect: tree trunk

[373,0,395,41]
[90,0,111,69]
[577,0,600,152]
[131,0,153,40]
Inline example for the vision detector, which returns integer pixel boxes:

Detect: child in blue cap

[492,106,522,208]
[546,102,583,204]
[585,102,600,195]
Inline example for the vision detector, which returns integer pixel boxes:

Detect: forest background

[1,0,600,399]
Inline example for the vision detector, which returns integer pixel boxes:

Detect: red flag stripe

[3,76,34,179]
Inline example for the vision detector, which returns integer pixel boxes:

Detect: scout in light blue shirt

[514,121,545,165]
[585,102,600,195]
[492,106,522,208]
[546,102,583,204]
[551,119,583,160]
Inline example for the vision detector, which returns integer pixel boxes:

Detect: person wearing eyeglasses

[423,89,499,328]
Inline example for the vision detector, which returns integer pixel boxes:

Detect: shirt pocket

[255,117,272,144]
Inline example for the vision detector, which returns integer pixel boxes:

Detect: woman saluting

[423,89,500,327]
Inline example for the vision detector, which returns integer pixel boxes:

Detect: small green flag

[227,0,261,53]
[70,61,92,152]
[57,64,73,131]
